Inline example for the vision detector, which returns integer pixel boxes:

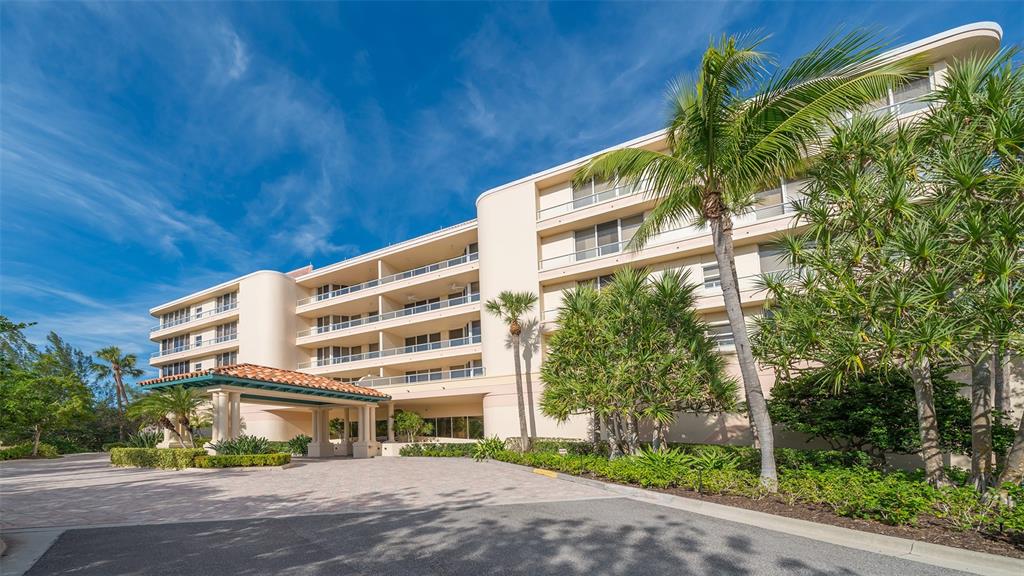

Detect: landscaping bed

[0,442,60,460]
[109,447,290,469]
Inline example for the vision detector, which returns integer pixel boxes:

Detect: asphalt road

[24,497,968,576]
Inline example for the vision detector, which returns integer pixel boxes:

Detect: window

[404,297,440,310]
[405,333,441,350]
[316,315,341,333]
[449,327,464,340]
[162,334,188,353]
[759,244,789,274]
[162,308,189,326]
[194,335,203,347]
[405,368,442,383]
[755,186,784,219]
[702,264,721,291]
[578,274,614,291]
[216,351,237,367]
[315,284,341,301]
[193,362,202,371]
[161,361,189,377]
[216,322,237,340]
[572,178,625,209]
[707,323,735,348]
[573,214,645,261]
[420,416,484,439]
[216,291,238,309]
[466,242,479,255]
[893,76,931,105]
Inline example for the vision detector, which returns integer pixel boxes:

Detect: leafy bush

[102,442,128,452]
[194,453,291,468]
[208,434,272,455]
[472,437,506,461]
[394,410,433,441]
[286,434,312,456]
[126,430,161,449]
[399,443,475,457]
[0,442,59,460]
[109,447,206,469]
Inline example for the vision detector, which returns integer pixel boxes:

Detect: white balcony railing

[297,252,479,307]
[358,366,485,388]
[537,184,639,221]
[297,334,482,369]
[151,302,238,332]
[297,293,481,338]
[151,333,238,359]
[539,203,794,271]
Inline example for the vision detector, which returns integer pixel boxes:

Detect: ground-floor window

[420,415,484,439]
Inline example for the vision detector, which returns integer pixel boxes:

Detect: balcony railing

[536,184,639,220]
[152,302,238,332]
[151,333,238,359]
[297,334,482,369]
[297,252,479,306]
[358,366,485,388]
[297,293,481,338]
[539,203,794,270]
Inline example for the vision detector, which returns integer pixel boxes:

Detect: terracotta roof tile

[139,363,389,399]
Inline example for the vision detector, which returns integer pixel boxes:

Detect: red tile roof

[139,363,389,399]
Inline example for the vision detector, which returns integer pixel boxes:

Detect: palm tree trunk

[907,357,950,487]
[609,415,623,459]
[710,216,777,490]
[970,351,993,491]
[624,414,640,454]
[522,345,538,440]
[997,410,1024,487]
[113,368,126,441]
[511,336,530,452]
[993,344,1010,417]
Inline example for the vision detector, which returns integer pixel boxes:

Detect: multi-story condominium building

[147,22,1009,445]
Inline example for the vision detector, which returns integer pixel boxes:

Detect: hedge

[399,443,476,457]
[194,453,291,468]
[109,448,207,469]
[0,442,60,460]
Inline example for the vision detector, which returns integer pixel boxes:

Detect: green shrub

[472,437,507,461]
[0,442,59,460]
[194,453,291,468]
[102,442,128,452]
[208,434,272,455]
[126,430,161,449]
[109,447,206,469]
[399,443,475,457]
[286,434,312,456]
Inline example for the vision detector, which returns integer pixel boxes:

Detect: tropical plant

[541,268,737,457]
[393,410,432,441]
[472,436,507,461]
[287,434,312,455]
[574,31,924,490]
[208,434,272,455]
[0,366,91,456]
[485,290,538,452]
[126,429,161,449]
[127,386,207,448]
[93,346,144,441]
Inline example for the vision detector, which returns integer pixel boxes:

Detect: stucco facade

[147,22,1018,446]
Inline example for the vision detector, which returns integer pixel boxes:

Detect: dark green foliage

[0,442,59,460]
[109,448,207,469]
[126,430,161,448]
[194,453,291,468]
[102,442,128,452]
[767,370,1012,461]
[207,434,272,455]
[286,434,312,456]
[472,437,506,461]
[399,443,476,457]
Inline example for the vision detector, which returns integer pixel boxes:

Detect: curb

[483,459,1024,576]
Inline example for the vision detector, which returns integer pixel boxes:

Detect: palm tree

[94,346,144,440]
[485,291,538,452]
[128,385,206,448]
[574,32,923,490]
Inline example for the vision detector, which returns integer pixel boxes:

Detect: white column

[343,408,351,442]
[353,404,371,459]
[311,409,320,443]
[387,402,395,442]
[211,392,227,444]
[229,392,241,439]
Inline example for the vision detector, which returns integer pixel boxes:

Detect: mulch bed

[653,483,1024,559]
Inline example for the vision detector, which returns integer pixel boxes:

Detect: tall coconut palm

[94,346,144,440]
[575,31,924,490]
[127,385,206,448]
[485,291,538,452]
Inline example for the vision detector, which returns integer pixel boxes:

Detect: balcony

[150,333,238,360]
[297,252,478,307]
[297,334,481,369]
[537,184,639,221]
[150,302,238,333]
[359,366,485,389]
[539,203,794,271]
[297,293,481,339]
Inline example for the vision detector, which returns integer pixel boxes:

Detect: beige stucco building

[146,22,1014,447]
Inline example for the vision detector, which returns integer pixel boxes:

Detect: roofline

[142,373,390,402]
[474,21,1004,207]
[148,269,286,315]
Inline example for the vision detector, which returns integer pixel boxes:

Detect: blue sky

[1,1,1021,375]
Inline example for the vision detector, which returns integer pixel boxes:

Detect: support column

[353,404,372,459]
[209,392,228,453]
[229,392,241,439]
[387,402,395,442]
[308,407,333,458]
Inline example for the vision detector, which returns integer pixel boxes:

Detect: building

[146,22,1008,446]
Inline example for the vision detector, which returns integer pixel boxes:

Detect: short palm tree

[93,346,144,440]
[128,385,206,448]
[575,31,923,490]
[485,291,538,451]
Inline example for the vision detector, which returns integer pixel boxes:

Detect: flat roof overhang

[143,373,390,405]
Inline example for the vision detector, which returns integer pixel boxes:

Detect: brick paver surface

[0,453,610,530]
